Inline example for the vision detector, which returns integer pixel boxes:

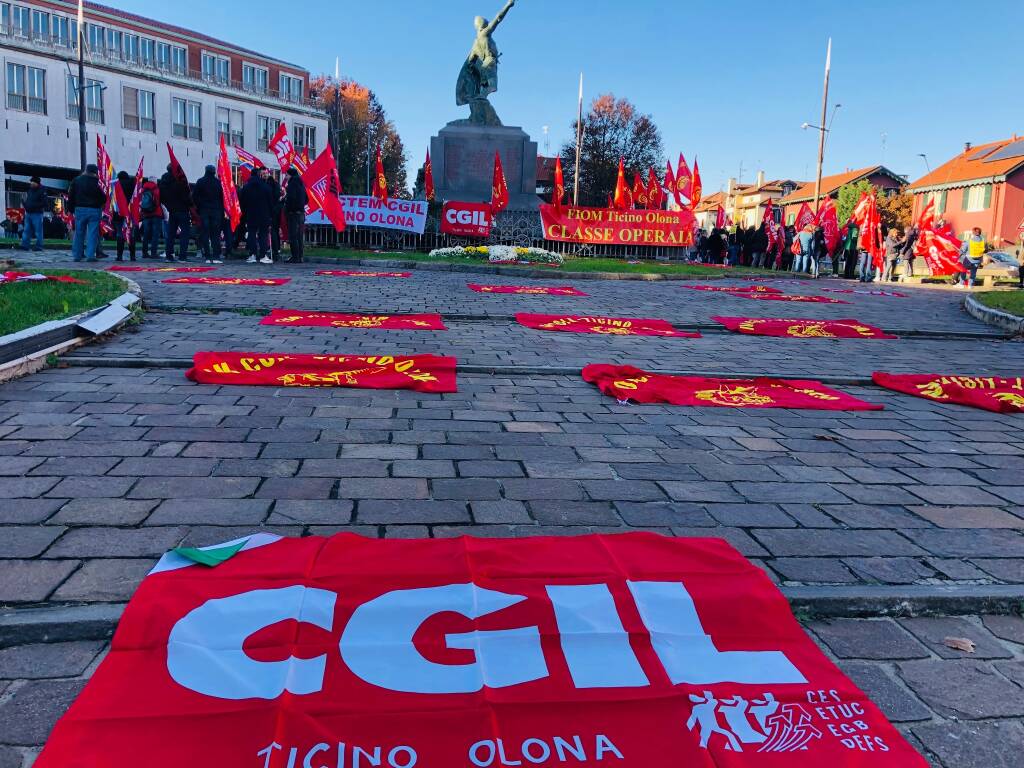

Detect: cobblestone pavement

[2,251,1023,765]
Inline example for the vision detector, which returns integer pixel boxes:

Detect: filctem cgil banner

[306,195,429,234]
[540,203,697,247]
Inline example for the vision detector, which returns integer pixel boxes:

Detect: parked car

[976,250,1021,286]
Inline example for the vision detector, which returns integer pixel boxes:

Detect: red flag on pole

[218,137,242,232]
[915,197,935,230]
[715,205,726,229]
[664,160,679,207]
[647,167,663,210]
[490,151,509,215]
[126,158,145,240]
[96,136,116,235]
[424,149,435,202]
[632,173,649,210]
[613,157,629,210]
[301,145,346,232]
[815,197,841,254]
[690,157,703,207]
[268,123,296,172]
[372,145,389,205]
[552,156,566,214]
[675,153,693,204]
[794,202,815,232]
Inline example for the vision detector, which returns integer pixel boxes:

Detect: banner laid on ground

[441,201,493,237]
[517,313,700,338]
[260,310,446,330]
[714,317,897,340]
[314,270,412,278]
[0,271,87,285]
[727,292,850,305]
[186,352,457,392]
[873,372,1024,413]
[540,203,696,247]
[307,195,428,234]
[36,532,924,768]
[584,365,883,410]
[107,266,217,273]
[468,284,588,296]
[162,277,290,286]
[684,285,782,294]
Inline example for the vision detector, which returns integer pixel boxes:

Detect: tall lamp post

[76,0,86,171]
[810,38,832,215]
[917,153,931,173]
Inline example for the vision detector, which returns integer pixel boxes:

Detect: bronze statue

[456,0,516,126]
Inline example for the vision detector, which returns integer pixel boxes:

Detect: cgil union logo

[441,201,493,237]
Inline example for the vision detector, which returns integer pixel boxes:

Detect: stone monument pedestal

[430,122,540,210]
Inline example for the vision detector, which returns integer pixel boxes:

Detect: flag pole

[77,0,87,171]
[572,72,584,206]
[812,38,831,215]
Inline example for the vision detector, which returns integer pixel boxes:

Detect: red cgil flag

[268,123,296,172]
[490,151,509,215]
[632,173,649,209]
[675,153,693,204]
[915,197,935,230]
[664,160,679,207]
[552,156,566,213]
[794,202,815,232]
[424,149,435,202]
[122,158,145,244]
[690,157,703,207]
[613,157,629,210]
[218,136,242,233]
[647,167,663,210]
[301,145,346,232]
[815,197,841,254]
[372,145,389,205]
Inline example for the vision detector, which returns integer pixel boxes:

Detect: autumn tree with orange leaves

[310,75,409,198]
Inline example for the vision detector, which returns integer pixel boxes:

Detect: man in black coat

[283,167,309,263]
[19,176,48,251]
[112,170,137,262]
[68,164,107,262]
[193,165,225,264]
[265,170,284,261]
[238,172,273,264]
[899,225,918,281]
[158,164,193,262]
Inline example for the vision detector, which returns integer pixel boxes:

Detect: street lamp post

[77,0,86,171]
[811,38,832,216]
[917,153,931,173]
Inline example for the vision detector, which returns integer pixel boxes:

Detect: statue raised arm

[455,0,519,125]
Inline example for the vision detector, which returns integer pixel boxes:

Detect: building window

[293,123,316,156]
[156,41,171,70]
[786,212,795,225]
[172,97,201,140]
[280,73,303,102]
[257,115,281,151]
[10,4,28,37]
[216,106,244,147]
[171,46,187,74]
[122,33,140,63]
[962,184,992,213]
[6,63,45,114]
[924,190,947,215]
[202,53,230,84]
[87,22,104,53]
[67,74,103,124]
[242,63,268,94]
[51,15,71,47]
[105,28,122,59]
[30,8,48,41]
[122,86,155,132]
[140,37,156,66]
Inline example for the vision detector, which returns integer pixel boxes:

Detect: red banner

[260,310,446,330]
[714,317,897,339]
[516,313,700,338]
[108,266,216,273]
[728,292,850,305]
[1,271,87,285]
[684,285,782,294]
[186,352,456,392]
[162,277,290,286]
[584,365,883,410]
[873,372,1024,413]
[36,532,923,768]
[314,270,412,278]
[540,204,696,247]
[468,284,588,296]
[440,201,493,237]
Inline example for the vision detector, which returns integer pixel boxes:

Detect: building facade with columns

[1,0,327,210]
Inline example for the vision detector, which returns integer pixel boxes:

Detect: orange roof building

[778,166,905,225]
[907,137,1024,246]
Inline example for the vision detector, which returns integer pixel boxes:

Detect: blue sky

[115,0,1024,192]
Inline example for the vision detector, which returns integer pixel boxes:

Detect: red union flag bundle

[37,532,923,767]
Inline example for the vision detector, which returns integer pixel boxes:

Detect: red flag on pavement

[552,156,566,214]
[218,137,242,232]
[372,145,389,205]
[613,157,629,210]
[301,145,346,232]
[490,151,509,215]
[690,157,702,207]
[647,167,663,210]
[874,372,1024,413]
[424,149,435,202]
[632,173,649,209]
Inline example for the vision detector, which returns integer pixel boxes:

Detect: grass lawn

[0,269,126,336]
[307,247,786,277]
[975,290,1024,317]
[0,239,73,250]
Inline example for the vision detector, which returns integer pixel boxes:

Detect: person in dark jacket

[842,220,860,280]
[19,176,48,251]
[265,170,284,261]
[137,178,162,259]
[283,167,309,263]
[112,170,137,262]
[238,172,273,264]
[899,225,918,280]
[193,165,225,264]
[68,164,107,262]
[158,164,192,262]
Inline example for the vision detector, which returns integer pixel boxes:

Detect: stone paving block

[982,615,1024,645]
[146,499,272,526]
[691,463,781,482]
[45,476,136,499]
[810,618,930,660]
[582,480,667,502]
[0,745,21,768]
[335,478,428,500]
[912,720,1024,768]
[266,500,354,526]
[821,504,932,529]
[178,525,302,548]
[658,481,743,503]
[614,502,715,528]
[704,503,795,528]
[22,440,154,457]
[732,481,851,504]
[255,477,335,499]
[212,459,301,477]
[51,558,155,602]
[753,529,923,557]
[43,526,186,558]
[298,459,389,478]
[383,526,431,539]
[0,477,59,499]
[0,641,103,680]
[0,560,78,602]
[0,526,65,558]
[608,463,701,481]
[670,526,769,557]
[779,504,840,528]
[260,443,339,459]
[913,529,1024,558]
[358,500,470,525]
[0,679,86,745]
[972,558,1024,581]
[908,485,1008,506]
[0,499,64,524]
[530,501,620,526]
[770,557,859,584]
[391,460,458,478]
[924,557,990,581]
[341,444,418,460]
[50,498,158,526]
[899,659,1024,719]
[843,557,935,585]
[470,501,532,524]
[502,479,584,501]
[0,456,44,475]
[835,662,932,723]
[908,505,1024,529]
[523,462,615,479]
[430,479,502,500]
[898,617,1014,659]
